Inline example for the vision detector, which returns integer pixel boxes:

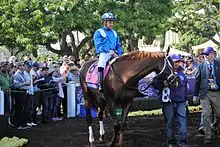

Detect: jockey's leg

[118,102,133,147]
[98,67,104,92]
[97,52,111,93]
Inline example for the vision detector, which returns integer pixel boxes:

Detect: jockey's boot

[98,67,104,93]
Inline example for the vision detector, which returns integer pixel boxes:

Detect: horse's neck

[113,59,161,85]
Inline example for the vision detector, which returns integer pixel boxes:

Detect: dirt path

[6,113,220,147]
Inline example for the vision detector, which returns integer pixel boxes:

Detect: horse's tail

[79,62,89,94]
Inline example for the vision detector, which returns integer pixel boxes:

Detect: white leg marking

[99,121,105,136]
[89,126,95,143]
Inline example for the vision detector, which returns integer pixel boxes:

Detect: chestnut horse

[79,51,175,147]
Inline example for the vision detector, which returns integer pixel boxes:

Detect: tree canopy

[0,0,173,57]
[169,0,220,51]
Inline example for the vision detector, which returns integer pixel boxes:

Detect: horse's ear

[166,46,170,56]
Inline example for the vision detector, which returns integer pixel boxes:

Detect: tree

[0,0,173,57]
[0,0,98,57]
[114,0,173,51]
[169,0,220,51]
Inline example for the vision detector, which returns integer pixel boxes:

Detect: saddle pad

[85,61,110,86]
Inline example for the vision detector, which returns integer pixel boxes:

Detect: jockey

[93,12,123,92]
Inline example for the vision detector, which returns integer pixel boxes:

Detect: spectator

[84,54,91,62]
[24,61,37,127]
[68,66,80,81]
[60,55,70,76]
[30,62,41,124]
[193,47,220,145]
[0,61,10,116]
[74,58,81,69]
[68,55,75,65]
[50,68,65,121]
[184,61,197,76]
[47,57,54,69]
[8,56,17,64]
[13,62,31,129]
[38,67,55,123]
[59,56,69,116]
[80,54,92,67]
[9,63,17,76]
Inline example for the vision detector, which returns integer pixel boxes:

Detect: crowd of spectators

[0,54,90,130]
[178,54,204,77]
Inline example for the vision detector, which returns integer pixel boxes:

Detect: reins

[109,65,138,90]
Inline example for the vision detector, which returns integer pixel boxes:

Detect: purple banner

[138,76,195,98]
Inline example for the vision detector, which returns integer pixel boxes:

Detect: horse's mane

[117,51,165,61]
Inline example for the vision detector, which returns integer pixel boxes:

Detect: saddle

[85,60,113,89]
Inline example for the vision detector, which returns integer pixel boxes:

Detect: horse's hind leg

[98,99,106,142]
[84,99,95,145]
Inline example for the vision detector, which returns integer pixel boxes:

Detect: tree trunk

[45,43,61,55]
[44,32,91,58]
[127,38,133,52]
[82,39,93,58]
[127,36,138,52]
[160,33,166,49]
[75,36,91,58]
[60,31,72,56]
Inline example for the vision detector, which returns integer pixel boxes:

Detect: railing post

[0,89,4,115]
[67,81,76,118]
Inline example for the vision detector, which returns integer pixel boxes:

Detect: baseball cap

[33,62,40,68]
[170,54,182,62]
[201,47,215,55]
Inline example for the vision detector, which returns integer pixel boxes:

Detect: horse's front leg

[118,102,133,147]
[110,119,120,147]
[85,99,95,146]
[108,107,121,147]
[98,99,106,142]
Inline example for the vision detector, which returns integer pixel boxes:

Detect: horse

[79,50,176,147]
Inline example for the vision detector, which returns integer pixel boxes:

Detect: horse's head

[153,55,177,89]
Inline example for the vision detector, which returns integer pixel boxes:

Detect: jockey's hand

[193,96,199,105]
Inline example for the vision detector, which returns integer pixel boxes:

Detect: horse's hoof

[90,142,96,147]
[99,135,104,142]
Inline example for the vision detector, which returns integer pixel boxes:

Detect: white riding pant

[98,52,111,68]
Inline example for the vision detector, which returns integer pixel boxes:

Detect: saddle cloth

[85,61,110,88]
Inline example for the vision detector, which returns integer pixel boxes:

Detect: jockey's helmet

[101,12,116,21]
